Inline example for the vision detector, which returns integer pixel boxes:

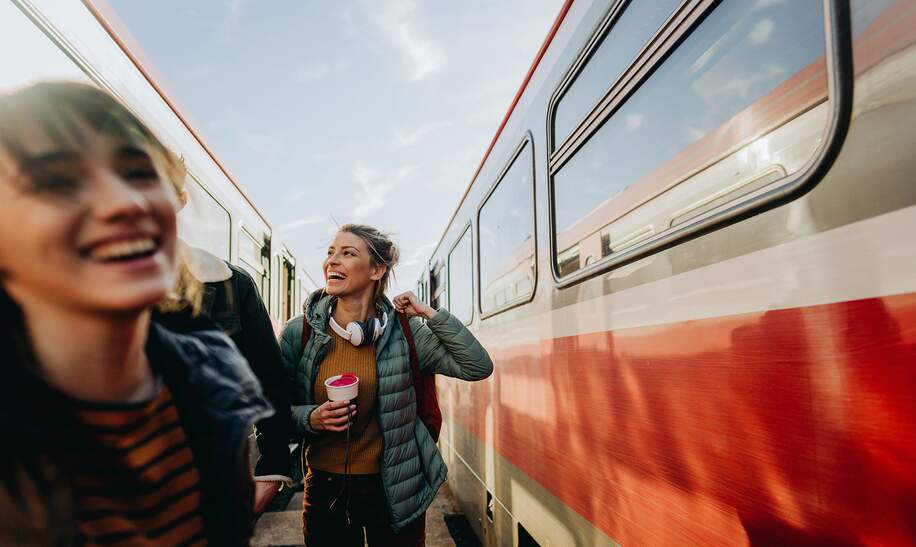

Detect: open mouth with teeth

[85,236,162,263]
[327,271,347,281]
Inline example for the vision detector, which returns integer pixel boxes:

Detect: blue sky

[106,0,562,294]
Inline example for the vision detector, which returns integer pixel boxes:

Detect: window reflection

[0,1,90,92]
[553,0,682,147]
[479,143,536,314]
[178,178,232,261]
[553,0,827,276]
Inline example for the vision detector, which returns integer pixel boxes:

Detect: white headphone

[329,312,388,347]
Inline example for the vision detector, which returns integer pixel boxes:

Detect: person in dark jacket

[156,162,296,512]
[0,81,271,546]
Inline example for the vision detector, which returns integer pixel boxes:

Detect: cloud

[625,114,644,132]
[749,18,774,45]
[337,9,358,38]
[351,161,418,219]
[394,121,453,148]
[293,63,331,82]
[366,0,446,82]
[278,215,326,232]
[225,0,248,31]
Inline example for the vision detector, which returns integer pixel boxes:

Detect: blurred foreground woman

[0,82,270,546]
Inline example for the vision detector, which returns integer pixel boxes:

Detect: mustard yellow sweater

[306,329,382,474]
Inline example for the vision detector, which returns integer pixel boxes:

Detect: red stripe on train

[442,293,916,545]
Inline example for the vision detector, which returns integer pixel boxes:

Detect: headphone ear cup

[347,322,364,346]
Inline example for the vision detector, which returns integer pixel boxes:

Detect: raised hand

[392,291,436,320]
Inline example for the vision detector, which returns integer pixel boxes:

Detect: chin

[93,285,171,314]
[325,284,344,296]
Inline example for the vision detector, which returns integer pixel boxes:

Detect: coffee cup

[325,373,359,402]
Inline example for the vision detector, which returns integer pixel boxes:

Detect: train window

[552,0,681,147]
[280,255,295,323]
[478,140,536,317]
[178,176,232,261]
[551,0,828,279]
[239,228,271,303]
[430,260,446,311]
[0,1,91,91]
[239,229,263,272]
[447,226,473,325]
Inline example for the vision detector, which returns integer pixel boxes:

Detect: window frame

[238,227,266,275]
[476,134,539,320]
[185,172,233,261]
[447,222,475,326]
[545,0,853,288]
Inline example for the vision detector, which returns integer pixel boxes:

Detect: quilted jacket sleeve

[409,309,493,380]
[278,316,318,437]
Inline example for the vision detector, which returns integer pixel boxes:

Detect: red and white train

[420,0,916,545]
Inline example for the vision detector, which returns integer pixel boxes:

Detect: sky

[105,0,563,295]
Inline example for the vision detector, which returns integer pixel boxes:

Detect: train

[421,0,916,545]
[1,0,316,328]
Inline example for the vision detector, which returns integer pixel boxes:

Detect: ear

[370,264,387,282]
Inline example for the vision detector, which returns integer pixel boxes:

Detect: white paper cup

[325,374,359,402]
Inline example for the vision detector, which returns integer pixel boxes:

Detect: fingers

[312,401,357,432]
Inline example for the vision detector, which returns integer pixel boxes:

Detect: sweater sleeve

[409,309,493,380]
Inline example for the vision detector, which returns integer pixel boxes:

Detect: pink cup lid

[328,373,358,387]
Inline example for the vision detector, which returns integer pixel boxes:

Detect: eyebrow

[22,150,81,169]
[328,245,361,253]
[115,145,153,160]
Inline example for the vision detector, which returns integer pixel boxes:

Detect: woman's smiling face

[323,231,385,298]
[0,125,178,315]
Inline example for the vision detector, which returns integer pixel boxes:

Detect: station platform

[253,483,480,546]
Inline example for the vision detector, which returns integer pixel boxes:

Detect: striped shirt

[53,384,207,546]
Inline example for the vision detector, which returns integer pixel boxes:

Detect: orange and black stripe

[50,385,207,546]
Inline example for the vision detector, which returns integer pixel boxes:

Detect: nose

[327,252,341,266]
[89,168,149,221]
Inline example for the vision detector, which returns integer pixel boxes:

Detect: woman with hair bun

[279,223,493,546]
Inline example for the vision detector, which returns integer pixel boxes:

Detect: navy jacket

[0,322,273,546]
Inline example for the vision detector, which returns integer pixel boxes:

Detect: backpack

[300,313,442,441]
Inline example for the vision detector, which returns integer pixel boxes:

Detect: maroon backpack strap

[397,313,420,375]
[299,317,312,360]
[398,312,442,441]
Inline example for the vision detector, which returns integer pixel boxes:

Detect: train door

[279,251,296,324]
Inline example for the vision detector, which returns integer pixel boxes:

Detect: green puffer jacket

[278,290,493,531]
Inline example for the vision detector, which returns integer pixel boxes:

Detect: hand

[308,400,356,432]
[393,291,436,320]
[253,480,281,514]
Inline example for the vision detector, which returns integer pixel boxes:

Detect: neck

[16,296,154,403]
[333,287,376,326]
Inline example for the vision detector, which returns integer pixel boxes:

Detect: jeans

[302,468,425,547]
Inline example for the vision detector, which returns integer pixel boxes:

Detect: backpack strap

[397,312,420,374]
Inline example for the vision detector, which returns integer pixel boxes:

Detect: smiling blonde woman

[279,223,493,546]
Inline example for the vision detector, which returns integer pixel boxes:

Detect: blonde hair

[338,223,400,301]
[155,153,203,315]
